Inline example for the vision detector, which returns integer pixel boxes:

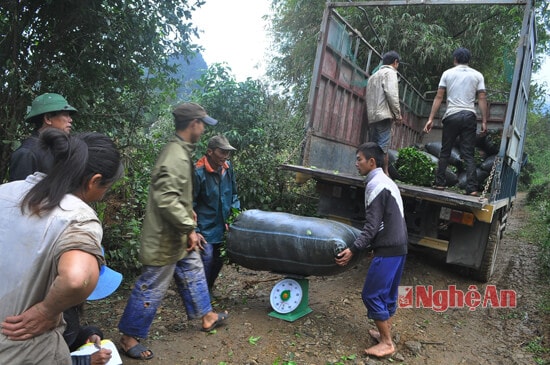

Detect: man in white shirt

[423,47,488,196]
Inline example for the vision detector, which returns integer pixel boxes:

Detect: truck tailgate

[282,163,489,211]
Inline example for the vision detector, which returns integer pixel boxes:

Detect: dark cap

[172,102,218,126]
[207,135,236,151]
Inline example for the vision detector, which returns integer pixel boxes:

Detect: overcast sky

[191,0,271,81]
[191,0,549,107]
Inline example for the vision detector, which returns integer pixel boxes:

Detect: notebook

[70,339,122,364]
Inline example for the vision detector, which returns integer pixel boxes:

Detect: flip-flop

[201,312,229,332]
[120,340,154,360]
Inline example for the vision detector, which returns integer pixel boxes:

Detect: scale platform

[268,277,312,322]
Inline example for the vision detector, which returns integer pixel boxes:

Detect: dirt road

[88,193,549,364]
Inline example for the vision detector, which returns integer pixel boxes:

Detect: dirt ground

[86,192,550,365]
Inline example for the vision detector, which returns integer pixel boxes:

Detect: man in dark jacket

[194,135,240,293]
[9,93,77,181]
[336,142,407,358]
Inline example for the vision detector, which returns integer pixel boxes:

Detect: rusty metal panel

[329,1,527,7]
[302,1,532,208]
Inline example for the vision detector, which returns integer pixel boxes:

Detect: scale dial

[270,278,302,314]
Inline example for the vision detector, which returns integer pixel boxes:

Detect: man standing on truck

[423,47,488,196]
[335,142,408,358]
[366,51,402,176]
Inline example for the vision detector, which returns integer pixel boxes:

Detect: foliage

[524,336,549,361]
[526,182,550,204]
[523,113,550,186]
[520,107,550,317]
[272,355,297,365]
[523,184,550,283]
[525,188,550,279]
[190,64,318,216]
[248,335,261,345]
[0,0,204,180]
[0,0,213,272]
[101,64,318,275]
[396,147,437,186]
[99,128,168,273]
[268,1,550,108]
[267,0,325,108]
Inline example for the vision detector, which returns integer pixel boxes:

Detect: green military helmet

[24,93,77,122]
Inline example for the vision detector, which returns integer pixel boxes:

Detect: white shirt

[439,64,485,119]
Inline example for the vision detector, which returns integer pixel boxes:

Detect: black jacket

[351,168,408,256]
[9,131,53,181]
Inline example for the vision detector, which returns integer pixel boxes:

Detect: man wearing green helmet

[9,93,77,181]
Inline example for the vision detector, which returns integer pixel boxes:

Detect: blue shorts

[362,255,406,321]
[368,119,392,153]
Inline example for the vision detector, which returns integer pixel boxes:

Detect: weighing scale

[268,277,312,322]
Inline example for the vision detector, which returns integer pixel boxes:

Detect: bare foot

[368,329,381,342]
[364,342,396,358]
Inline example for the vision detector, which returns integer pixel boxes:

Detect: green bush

[526,181,550,203]
[395,147,436,186]
[99,65,319,276]
[99,128,166,275]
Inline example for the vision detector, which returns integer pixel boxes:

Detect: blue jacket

[193,156,240,244]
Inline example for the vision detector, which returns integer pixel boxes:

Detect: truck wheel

[472,216,501,282]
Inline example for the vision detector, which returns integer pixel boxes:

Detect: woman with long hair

[0,128,123,365]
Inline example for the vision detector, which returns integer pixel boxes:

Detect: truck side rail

[491,0,535,202]
[294,1,534,207]
[283,163,516,227]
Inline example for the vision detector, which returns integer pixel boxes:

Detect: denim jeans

[201,243,224,290]
[118,251,212,339]
[368,118,392,153]
[435,111,478,193]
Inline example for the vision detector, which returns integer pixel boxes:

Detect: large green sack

[226,209,364,277]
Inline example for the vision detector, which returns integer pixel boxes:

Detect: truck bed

[282,163,489,211]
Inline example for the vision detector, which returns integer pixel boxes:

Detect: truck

[282,0,536,282]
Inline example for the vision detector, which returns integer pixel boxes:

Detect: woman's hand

[1,302,60,340]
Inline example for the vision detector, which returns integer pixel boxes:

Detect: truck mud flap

[446,220,490,269]
[226,209,364,277]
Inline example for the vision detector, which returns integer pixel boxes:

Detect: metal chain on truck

[481,156,499,199]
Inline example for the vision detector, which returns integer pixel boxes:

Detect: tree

[268,1,550,107]
[267,0,325,109]
[0,0,205,180]
[189,64,313,212]
[101,64,318,273]
[524,112,550,186]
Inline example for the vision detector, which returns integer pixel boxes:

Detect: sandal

[201,312,229,332]
[119,337,154,360]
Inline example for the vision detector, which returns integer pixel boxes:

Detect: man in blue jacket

[336,142,407,358]
[194,135,240,293]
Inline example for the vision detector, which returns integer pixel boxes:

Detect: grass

[524,337,549,364]
[520,190,550,364]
